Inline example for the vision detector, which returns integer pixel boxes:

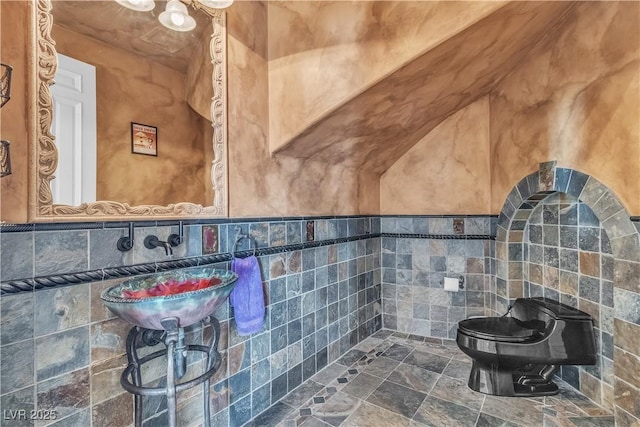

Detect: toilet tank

[511,298,597,364]
[511,298,593,322]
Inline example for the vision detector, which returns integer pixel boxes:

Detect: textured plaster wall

[490,1,640,215]
[185,27,214,121]
[267,0,504,153]
[273,1,575,176]
[226,1,378,217]
[0,1,31,223]
[53,25,211,207]
[380,98,491,215]
[380,2,639,217]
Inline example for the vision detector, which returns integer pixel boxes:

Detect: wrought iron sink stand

[120,316,222,427]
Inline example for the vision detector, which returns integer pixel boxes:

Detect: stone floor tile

[299,416,333,427]
[311,363,348,386]
[429,375,485,411]
[381,343,413,362]
[475,412,519,427]
[361,356,401,379]
[312,392,361,427]
[387,363,439,394]
[441,358,472,381]
[336,349,366,367]
[245,402,295,427]
[413,395,479,427]
[366,380,427,419]
[352,337,383,353]
[403,349,450,374]
[482,394,544,427]
[341,372,384,400]
[342,401,412,427]
[282,381,324,408]
[252,332,614,427]
[567,416,615,426]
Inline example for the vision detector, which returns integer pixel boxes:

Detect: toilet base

[468,361,560,397]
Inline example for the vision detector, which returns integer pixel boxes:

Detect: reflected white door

[51,53,97,205]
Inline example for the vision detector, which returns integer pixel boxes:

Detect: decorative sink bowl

[101,267,237,330]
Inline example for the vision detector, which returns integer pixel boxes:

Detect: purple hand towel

[230,256,265,336]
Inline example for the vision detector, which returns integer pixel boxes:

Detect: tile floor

[245,330,614,427]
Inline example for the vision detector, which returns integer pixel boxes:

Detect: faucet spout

[144,235,173,256]
[159,241,173,256]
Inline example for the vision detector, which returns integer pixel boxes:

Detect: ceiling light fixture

[115,0,232,32]
[115,0,156,12]
[159,0,197,32]
[198,0,234,9]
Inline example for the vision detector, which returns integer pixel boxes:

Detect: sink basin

[100,267,237,330]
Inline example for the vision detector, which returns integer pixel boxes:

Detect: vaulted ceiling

[268,1,577,175]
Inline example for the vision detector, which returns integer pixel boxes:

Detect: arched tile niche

[494,161,640,424]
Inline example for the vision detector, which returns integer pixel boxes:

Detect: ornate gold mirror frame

[30,0,228,221]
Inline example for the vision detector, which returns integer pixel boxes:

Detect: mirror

[32,0,227,221]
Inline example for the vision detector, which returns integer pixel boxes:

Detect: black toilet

[456,297,596,397]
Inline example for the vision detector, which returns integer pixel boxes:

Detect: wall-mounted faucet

[144,235,173,256]
[167,221,184,248]
[117,223,135,252]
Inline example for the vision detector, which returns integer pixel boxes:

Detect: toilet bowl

[456,297,596,397]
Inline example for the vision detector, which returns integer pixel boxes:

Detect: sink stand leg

[125,327,144,427]
[202,316,221,427]
[121,316,223,427]
[162,318,180,427]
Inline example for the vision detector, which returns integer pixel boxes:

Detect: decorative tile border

[0,216,378,233]
[381,233,493,240]
[0,233,379,295]
[1,214,635,234]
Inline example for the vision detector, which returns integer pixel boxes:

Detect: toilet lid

[458,317,545,342]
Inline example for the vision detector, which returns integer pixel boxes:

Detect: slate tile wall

[379,216,495,339]
[0,217,381,427]
[523,193,614,408]
[495,165,640,424]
